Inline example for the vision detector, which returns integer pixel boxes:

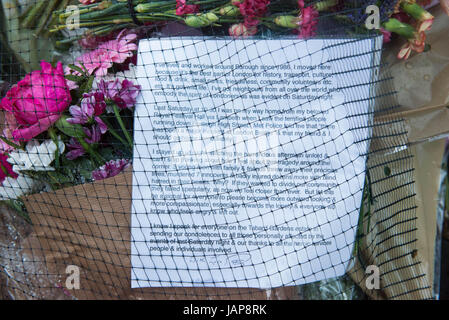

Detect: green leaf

[98,147,119,161]
[79,75,95,94]
[65,74,85,83]
[0,136,23,150]
[55,115,86,138]
[86,75,95,92]
[68,64,87,76]
[3,199,31,224]
[47,171,74,184]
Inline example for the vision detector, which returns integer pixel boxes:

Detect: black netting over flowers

[0,0,436,300]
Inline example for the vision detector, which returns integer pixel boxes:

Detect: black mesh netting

[0,0,436,300]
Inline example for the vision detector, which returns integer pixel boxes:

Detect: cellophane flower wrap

[0,29,141,205]
[0,0,440,211]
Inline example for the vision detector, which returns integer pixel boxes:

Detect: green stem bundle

[112,104,134,149]
[102,116,133,151]
[77,137,105,165]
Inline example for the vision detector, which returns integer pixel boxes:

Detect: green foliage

[3,198,31,224]
[65,63,95,102]
[55,116,86,139]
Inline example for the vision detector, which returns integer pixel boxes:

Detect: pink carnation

[77,49,112,77]
[97,30,138,65]
[234,0,270,28]
[175,0,200,15]
[68,30,138,79]
[380,28,392,44]
[229,23,258,37]
[297,1,319,39]
[397,31,426,59]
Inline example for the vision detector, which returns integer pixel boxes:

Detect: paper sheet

[131,37,382,288]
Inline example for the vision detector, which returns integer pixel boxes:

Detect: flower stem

[48,127,60,169]
[135,1,176,13]
[77,3,127,21]
[0,136,24,151]
[77,138,105,165]
[0,163,14,178]
[57,4,100,19]
[112,104,133,149]
[30,36,39,70]
[55,24,128,44]
[400,1,433,21]
[101,116,132,151]
[34,0,60,36]
[314,0,338,12]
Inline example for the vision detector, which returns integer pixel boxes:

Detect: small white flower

[0,174,43,201]
[7,138,65,172]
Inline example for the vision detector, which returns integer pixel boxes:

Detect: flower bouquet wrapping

[0,28,145,297]
[0,38,140,208]
[0,24,300,298]
[0,0,445,300]
[0,1,441,204]
[0,0,440,200]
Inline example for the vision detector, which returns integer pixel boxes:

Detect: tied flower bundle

[40,0,438,59]
[0,30,141,206]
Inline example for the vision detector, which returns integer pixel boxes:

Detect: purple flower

[67,93,107,134]
[66,138,85,160]
[92,159,131,181]
[98,79,120,98]
[65,126,103,160]
[98,79,141,109]
[83,125,102,144]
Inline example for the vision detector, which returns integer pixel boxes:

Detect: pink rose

[0,61,71,142]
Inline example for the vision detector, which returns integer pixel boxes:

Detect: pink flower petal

[12,114,62,142]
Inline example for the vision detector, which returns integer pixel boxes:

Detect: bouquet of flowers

[0,0,444,300]
[0,0,443,214]
[0,29,140,215]
[17,0,438,59]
